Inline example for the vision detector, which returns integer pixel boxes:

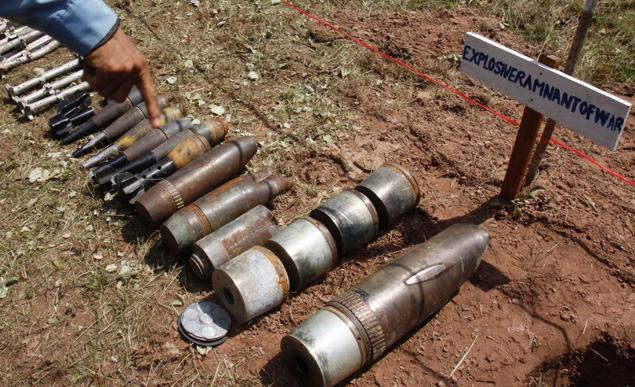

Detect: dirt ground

[0,1,633,386]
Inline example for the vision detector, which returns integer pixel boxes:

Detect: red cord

[283,0,634,188]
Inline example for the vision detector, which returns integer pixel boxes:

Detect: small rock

[247,70,259,81]
[28,168,50,183]
[105,264,118,273]
[271,0,281,4]
[92,253,103,261]
[210,105,226,116]
[166,76,178,85]
[68,191,77,198]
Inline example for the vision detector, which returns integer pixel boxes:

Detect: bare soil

[0,1,633,386]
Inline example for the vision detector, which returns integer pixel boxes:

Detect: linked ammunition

[355,163,420,230]
[135,137,258,225]
[189,205,279,280]
[72,97,166,158]
[5,58,80,97]
[310,190,379,257]
[15,69,84,107]
[0,29,41,55]
[161,171,289,253]
[61,86,143,145]
[281,224,490,387]
[0,39,60,74]
[23,81,88,119]
[264,217,337,291]
[81,106,182,169]
[213,246,289,324]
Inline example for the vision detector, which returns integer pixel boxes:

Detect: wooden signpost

[459,32,632,200]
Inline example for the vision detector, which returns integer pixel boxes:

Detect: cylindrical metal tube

[0,29,41,55]
[189,205,279,280]
[281,224,490,387]
[123,117,193,161]
[160,171,289,253]
[310,190,379,257]
[102,99,165,141]
[213,246,290,324]
[264,218,337,291]
[61,87,143,145]
[5,58,80,97]
[135,136,258,225]
[355,163,420,230]
[15,69,84,107]
[23,81,89,118]
[0,39,60,74]
[81,106,182,169]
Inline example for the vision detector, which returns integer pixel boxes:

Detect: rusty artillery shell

[310,190,379,257]
[61,86,143,145]
[112,119,228,178]
[135,137,258,225]
[82,106,182,169]
[213,246,290,324]
[189,205,279,280]
[72,98,166,158]
[281,224,490,387]
[161,171,290,253]
[264,218,337,291]
[355,163,420,230]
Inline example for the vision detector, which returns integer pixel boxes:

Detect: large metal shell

[281,224,490,387]
[135,137,258,225]
[160,173,289,253]
[189,205,279,280]
[309,190,379,257]
[213,246,290,324]
[264,218,337,291]
[355,163,420,230]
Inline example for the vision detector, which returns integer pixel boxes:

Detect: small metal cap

[178,300,231,347]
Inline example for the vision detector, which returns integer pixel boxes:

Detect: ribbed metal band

[158,179,185,210]
[190,204,213,235]
[328,289,386,361]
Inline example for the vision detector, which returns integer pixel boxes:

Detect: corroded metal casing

[160,171,289,253]
[355,164,421,230]
[122,117,194,161]
[213,246,290,324]
[264,218,337,291]
[310,190,379,257]
[281,224,490,387]
[135,137,258,225]
[189,205,279,280]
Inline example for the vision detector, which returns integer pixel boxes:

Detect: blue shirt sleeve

[0,0,119,57]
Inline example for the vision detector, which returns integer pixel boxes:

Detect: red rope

[282,0,635,188]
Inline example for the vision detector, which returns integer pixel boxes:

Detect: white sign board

[460,32,631,150]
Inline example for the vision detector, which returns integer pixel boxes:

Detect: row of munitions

[1,21,67,118]
[39,87,292,236]
[26,64,492,386]
[209,164,422,324]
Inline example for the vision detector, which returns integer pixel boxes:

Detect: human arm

[0,0,161,126]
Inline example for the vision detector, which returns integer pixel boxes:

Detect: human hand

[83,26,161,127]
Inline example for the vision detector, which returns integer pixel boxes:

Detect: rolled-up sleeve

[0,0,119,57]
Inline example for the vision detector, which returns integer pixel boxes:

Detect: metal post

[524,0,598,187]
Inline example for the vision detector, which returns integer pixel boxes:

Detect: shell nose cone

[265,175,291,197]
[160,211,199,254]
[232,137,258,164]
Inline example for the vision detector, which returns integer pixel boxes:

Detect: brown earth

[0,1,633,386]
